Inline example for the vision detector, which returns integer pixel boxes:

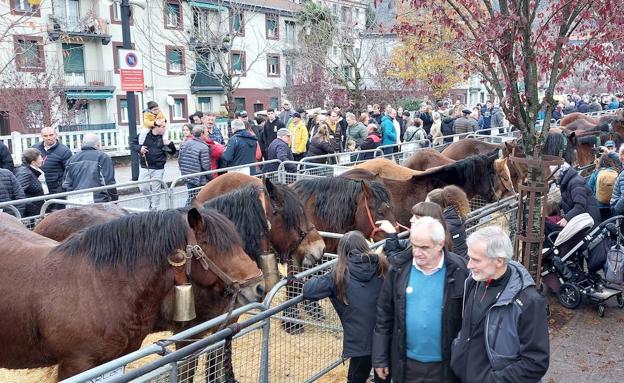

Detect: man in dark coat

[260,109,284,160]
[0,142,14,171]
[373,217,467,383]
[178,125,212,191]
[451,226,549,383]
[32,127,72,195]
[62,134,118,203]
[130,124,176,209]
[264,128,296,173]
[222,119,259,175]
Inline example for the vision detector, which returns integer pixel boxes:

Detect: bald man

[63,133,118,202]
[32,127,72,195]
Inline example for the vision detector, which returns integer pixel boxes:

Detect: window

[253,103,263,113]
[166,46,185,74]
[341,7,352,23]
[285,21,296,44]
[194,8,221,37]
[14,36,45,72]
[269,97,279,109]
[231,51,246,75]
[235,97,245,112]
[26,101,45,132]
[332,4,338,15]
[231,11,244,35]
[198,97,212,112]
[168,95,188,122]
[10,0,40,16]
[62,43,85,74]
[165,1,182,30]
[354,8,360,24]
[266,14,279,39]
[285,59,294,85]
[116,95,139,126]
[343,65,351,80]
[267,54,280,76]
[332,46,338,57]
[120,99,129,123]
[110,3,133,24]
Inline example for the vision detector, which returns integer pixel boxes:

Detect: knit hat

[147,101,158,109]
[277,128,291,137]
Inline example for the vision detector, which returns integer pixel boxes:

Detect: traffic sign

[118,49,143,70]
[118,49,144,91]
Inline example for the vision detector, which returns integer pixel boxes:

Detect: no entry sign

[118,49,144,92]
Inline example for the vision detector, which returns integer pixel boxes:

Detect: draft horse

[0,209,263,381]
[33,204,128,241]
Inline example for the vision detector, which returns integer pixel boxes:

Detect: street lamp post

[120,0,139,180]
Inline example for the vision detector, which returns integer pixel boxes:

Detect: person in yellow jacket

[288,112,308,161]
[139,101,168,145]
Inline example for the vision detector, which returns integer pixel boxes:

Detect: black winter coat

[62,147,118,202]
[0,168,25,216]
[130,132,176,170]
[559,167,601,224]
[0,142,14,171]
[306,136,335,162]
[303,251,385,358]
[264,138,295,173]
[222,130,258,174]
[14,165,45,216]
[372,234,467,383]
[420,112,434,135]
[260,118,285,157]
[444,207,468,259]
[32,141,72,194]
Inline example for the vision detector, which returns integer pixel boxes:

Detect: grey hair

[466,226,513,263]
[231,119,245,132]
[192,125,204,137]
[345,112,356,120]
[82,133,100,148]
[411,216,445,243]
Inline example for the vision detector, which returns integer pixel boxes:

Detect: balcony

[57,70,115,92]
[48,13,112,45]
[191,72,224,93]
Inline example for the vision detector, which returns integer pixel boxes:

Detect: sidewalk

[114,158,181,184]
[545,295,624,382]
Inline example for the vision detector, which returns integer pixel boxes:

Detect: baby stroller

[541,213,624,317]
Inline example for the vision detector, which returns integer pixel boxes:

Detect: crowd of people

[547,94,624,120]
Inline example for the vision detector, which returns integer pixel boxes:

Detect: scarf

[32,165,49,194]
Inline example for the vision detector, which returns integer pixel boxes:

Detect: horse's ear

[504,141,514,156]
[264,177,276,197]
[187,208,205,232]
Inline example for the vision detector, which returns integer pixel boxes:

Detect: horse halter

[169,244,263,293]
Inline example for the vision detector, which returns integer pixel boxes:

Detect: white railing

[1,121,229,164]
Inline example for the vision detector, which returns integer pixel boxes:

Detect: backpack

[596,168,619,204]
[605,244,624,284]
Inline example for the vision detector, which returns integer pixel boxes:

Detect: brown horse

[559,112,600,127]
[342,151,505,226]
[34,204,128,241]
[402,148,456,171]
[291,177,396,252]
[195,173,325,268]
[353,158,422,179]
[440,138,515,160]
[0,208,263,380]
[574,129,624,168]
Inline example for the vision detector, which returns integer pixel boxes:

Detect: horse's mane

[426,151,498,194]
[54,210,189,270]
[203,185,268,261]
[293,177,391,230]
[268,181,306,231]
[544,132,574,163]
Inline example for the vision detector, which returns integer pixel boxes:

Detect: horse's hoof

[281,321,305,335]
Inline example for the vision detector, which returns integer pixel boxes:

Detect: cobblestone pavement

[546,294,624,383]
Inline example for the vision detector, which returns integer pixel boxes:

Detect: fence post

[259,319,271,383]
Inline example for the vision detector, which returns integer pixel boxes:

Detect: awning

[65,91,113,100]
[189,1,227,11]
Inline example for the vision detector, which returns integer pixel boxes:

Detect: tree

[387,37,464,99]
[133,1,283,117]
[398,0,624,282]
[293,1,377,112]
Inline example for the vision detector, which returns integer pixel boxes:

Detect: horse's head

[182,208,264,306]
[262,178,325,268]
[354,180,395,242]
[493,157,515,198]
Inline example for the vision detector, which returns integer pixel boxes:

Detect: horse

[559,112,600,127]
[291,177,395,251]
[0,208,263,380]
[33,204,128,241]
[440,138,515,160]
[402,148,456,171]
[574,129,624,168]
[342,150,505,226]
[195,173,325,270]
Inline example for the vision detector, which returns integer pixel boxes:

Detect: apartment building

[0,0,301,135]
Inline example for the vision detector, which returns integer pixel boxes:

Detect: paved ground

[114,157,181,184]
[545,294,624,382]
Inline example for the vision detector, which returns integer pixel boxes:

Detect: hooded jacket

[372,233,467,383]
[222,129,258,174]
[559,167,601,224]
[450,261,550,383]
[303,251,385,358]
[380,115,397,146]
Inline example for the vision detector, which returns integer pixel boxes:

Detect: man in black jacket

[450,226,549,383]
[373,217,467,383]
[260,109,284,160]
[32,127,72,195]
[130,124,176,209]
[63,134,118,203]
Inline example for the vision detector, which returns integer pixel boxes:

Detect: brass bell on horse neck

[258,252,280,293]
[173,284,197,322]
